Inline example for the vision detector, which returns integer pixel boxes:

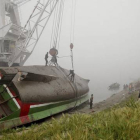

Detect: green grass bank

[0,92,140,140]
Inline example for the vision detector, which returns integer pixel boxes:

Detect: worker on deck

[45,52,48,66]
[67,70,75,82]
[51,55,58,66]
[90,94,93,109]
[54,55,58,66]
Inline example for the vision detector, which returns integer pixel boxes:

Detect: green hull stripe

[29,94,88,114]
[0,86,18,112]
[0,94,88,130]
[29,94,88,121]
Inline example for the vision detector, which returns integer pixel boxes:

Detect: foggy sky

[20,0,140,103]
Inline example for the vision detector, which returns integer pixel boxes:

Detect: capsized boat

[108,83,120,91]
[0,65,89,130]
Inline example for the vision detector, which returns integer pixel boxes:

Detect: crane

[8,0,61,66]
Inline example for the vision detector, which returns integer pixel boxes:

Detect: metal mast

[8,0,59,66]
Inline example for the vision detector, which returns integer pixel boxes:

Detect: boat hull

[0,65,90,130]
[0,93,89,130]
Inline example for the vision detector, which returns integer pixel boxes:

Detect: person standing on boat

[51,55,58,66]
[90,94,93,109]
[45,52,48,66]
[67,70,75,82]
[54,55,58,66]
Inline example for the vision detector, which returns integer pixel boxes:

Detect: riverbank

[0,89,139,139]
[77,89,138,114]
[0,90,139,140]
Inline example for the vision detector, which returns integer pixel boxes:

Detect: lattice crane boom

[8,0,60,66]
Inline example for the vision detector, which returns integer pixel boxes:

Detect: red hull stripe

[7,86,49,123]
[8,88,32,123]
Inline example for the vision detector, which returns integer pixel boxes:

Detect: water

[89,82,123,104]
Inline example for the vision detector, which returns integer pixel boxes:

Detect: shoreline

[77,89,138,114]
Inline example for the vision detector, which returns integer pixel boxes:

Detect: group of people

[123,84,128,90]
[123,83,134,93]
[45,52,94,109]
[128,83,134,93]
[45,52,75,82]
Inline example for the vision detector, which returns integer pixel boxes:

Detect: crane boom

[8,0,60,66]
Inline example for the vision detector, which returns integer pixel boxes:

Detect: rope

[70,0,77,44]
[50,0,65,50]
[58,55,71,58]
[54,1,62,47]
[50,1,58,49]
[71,49,74,70]
[70,0,74,43]
[52,0,59,48]
[70,79,79,112]
[58,0,65,50]
[69,0,78,109]
[55,0,65,49]
[72,0,77,44]
[56,66,78,111]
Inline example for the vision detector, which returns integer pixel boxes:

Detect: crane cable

[70,0,77,70]
[50,0,65,50]
[56,0,65,49]
[69,0,79,111]
[57,0,65,50]
[53,0,64,47]
[70,0,77,44]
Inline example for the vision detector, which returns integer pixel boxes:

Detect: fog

[20,0,140,103]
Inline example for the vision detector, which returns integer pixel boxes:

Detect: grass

[1,93,140,140]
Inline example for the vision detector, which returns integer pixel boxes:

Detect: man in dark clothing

[54,55,57,65]
[45,52,48,66]
[50,55,58,66]
[138,90,140,101]
[67,70,75,82]
[90,94,93,109]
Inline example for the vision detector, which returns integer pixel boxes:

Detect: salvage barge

[0,66,89,130]
[0,0,90,130]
